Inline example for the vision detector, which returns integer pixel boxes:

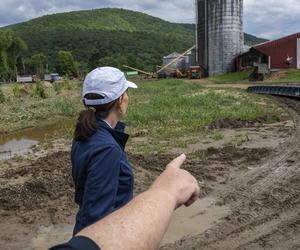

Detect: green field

[125,79,285,153]
[207,71,251,83]
[0,79,286,154]
[207,69,300,84]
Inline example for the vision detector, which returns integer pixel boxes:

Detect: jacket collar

[98,119,129,149]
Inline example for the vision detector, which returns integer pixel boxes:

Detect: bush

[0,88,5,103]
[63,78,72,90]
[12,83,21,98]
[52,98,79,116]
[33,81,47,99]
[53,81,62,94]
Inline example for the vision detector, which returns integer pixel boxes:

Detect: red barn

[254,32,300,70]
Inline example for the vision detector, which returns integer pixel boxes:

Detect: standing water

[28,196,230,249]
[0,118,75,160]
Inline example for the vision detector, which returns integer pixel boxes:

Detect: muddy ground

[0,98,299,250]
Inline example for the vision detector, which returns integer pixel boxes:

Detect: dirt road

[0,97,299,249]
[162,98,300,250]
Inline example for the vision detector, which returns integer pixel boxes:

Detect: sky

[0,0,299,40]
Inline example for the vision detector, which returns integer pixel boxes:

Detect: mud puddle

[162,197,230,245]
[0,138,37,160]
[0,118,75,160]
[27,197,230,250]
[29,224,74,250]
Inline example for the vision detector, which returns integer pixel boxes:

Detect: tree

[88,48,108,70]
[7,35,27,81]
[0,51,10,82]
[55,50,77,77]
[0,30,13,82]
[75,61,89,79]
[0,30,27,82]
[31,53,46,78]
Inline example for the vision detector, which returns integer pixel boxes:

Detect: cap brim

[126,80,138,89]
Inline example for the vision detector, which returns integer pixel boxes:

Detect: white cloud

[244,0,300,39]
[0,0,299,39]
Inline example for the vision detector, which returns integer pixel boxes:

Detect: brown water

[162,196,230,245]
[30,224,74,250]
[29,196,230,249]
[0,118,75,160]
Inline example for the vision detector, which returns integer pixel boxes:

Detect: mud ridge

[161,97,300,250]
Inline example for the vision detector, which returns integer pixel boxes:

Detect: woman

[71,67,137,235]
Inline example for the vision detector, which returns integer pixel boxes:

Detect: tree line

[0,30,79,83]
[0,30,27,82]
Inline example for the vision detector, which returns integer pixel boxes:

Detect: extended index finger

[167,154,186,169]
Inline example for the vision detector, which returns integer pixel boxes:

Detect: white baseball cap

[83,67,137,105]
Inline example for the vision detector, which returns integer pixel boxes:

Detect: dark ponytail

[74,108,98,141]
[73,93,119,141]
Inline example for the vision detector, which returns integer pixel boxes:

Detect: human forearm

[78,188,176,250]
[76,154,200,250]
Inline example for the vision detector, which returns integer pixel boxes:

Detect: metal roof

[255,32,300,49]
[163,52,181,59]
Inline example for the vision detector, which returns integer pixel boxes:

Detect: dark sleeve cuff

[49,236,101,250]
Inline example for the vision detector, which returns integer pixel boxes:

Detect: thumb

[167,154,186,169]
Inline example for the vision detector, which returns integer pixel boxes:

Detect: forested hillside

[2,8,267,74]
[5,9,194,72]
[177,23,268,45]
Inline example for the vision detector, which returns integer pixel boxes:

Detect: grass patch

[207,70,251,83]
[192,149,209,160]
[227,134,250,147]
[52,98,81,116]
[210,132,224,141]
[283,69,300,82]
[125,79,285,154]
[33,81,47,99]
[0,81,81,133]
[207,69,300,84]
[0,79,286,155]
[12,83,21,98]
[265,69,300,83]
[0,88,5,103]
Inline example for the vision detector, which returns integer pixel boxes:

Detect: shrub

[12,83,21,98]
[0,88,5,103]
[53,81,62,94]
[33,81,47,99]
[63,78,72,90]
[52,98,79,116]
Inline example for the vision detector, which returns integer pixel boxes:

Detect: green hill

[177,23,268,45]
[3,8,267,73]
[5,8,195,72]
[244,33,268,46]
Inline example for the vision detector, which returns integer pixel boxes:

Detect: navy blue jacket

[71,120,134,235]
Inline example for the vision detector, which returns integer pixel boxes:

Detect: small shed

[162,52,189,75]
[163,52,181,74]
[236,47,269,71]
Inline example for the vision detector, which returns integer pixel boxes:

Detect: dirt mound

[0,151,74,223]
[128,153,174,193]
[129,146,271,197]
[206,145,271,163]
[209,117,268,129]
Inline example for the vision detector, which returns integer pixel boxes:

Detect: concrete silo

[196,0,244,76]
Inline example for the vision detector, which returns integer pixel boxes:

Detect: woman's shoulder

[91,128,119,146]
[72,132,119,152]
